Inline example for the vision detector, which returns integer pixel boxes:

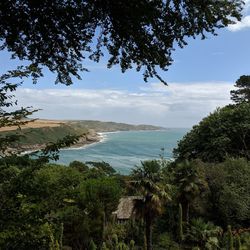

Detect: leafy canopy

[173,103,250,162]
[231,75,250,104]
[0,66,41,156]
[0,0,243,85]
[205,158,250,227]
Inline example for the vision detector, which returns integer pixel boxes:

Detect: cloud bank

[15,82,233,128]
[227,0,250,31]
[228,15,250,31]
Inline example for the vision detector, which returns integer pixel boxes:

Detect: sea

[56,129,189,175]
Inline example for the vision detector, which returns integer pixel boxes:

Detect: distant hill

[68,120,165,132]
[0,119,164,152]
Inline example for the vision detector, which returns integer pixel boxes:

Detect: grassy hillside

[68,120,164,132]
[0,119,164,150]
[0,123,88,150]
[16,125,87,145]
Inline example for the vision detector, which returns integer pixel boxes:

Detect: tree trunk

[145,216,152,250]
[186,203,190,224]
[182,201,190,224]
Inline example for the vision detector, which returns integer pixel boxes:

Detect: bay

[57,129,189,174]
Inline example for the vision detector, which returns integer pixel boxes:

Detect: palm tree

[174,161,207,224]
[130,160,171,250]
[188,218,222,249]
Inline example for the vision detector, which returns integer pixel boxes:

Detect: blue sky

[1,1,250,127]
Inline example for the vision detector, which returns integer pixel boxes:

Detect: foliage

[227,225,234,250]
[178,203,184,243]
[187,218,222,250]
[0,66,41,156]
[174,160,208,223]
[101,242,109,250]
[205,158,250,227]
[130,160,171,250]
[235,234,242,250]
[68,120,163,133]
[0,67,82,167]
[155,232,179,250]
[69,160,89,172]
[174,103,250,162]
[231,75,250,104]
[0,155,249,249]
[102,234,136,250]
[0,161,122,249]
[1,124,87,147]
[0,2,248,249]
[86,161,116,176]
[0,1,243,85]
[104,221,144,248]
[241,232,250,250]
[89,239,97,250]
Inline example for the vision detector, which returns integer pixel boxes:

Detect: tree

[0,67,81,165]
[188,218,222,250]
[205,158,250,228]
[130,160,171,250]
[231,75,250,104]
[89,239,97,250]
[0,66,41,157]
[0,1,243,85]
[79,176,122,244]
[86,161,116,176]
[173,103,250,162]
[69,161,89,173]
[227,225,234,250]
[235,234,242,250]
[174,161,208,224]
[178,203,184,243]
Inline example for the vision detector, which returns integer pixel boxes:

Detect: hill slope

[68,120,164,132]
[0,120,164,152]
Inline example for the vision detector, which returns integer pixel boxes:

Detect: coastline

[65,132,107,150]
[20,131,103,155]
[18,129,167,155]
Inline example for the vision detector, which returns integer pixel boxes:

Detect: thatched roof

[112,196,143,220]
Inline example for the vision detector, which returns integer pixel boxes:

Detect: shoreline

[64,132,107,150]
[20,132,103,155]
[19,129,167,155]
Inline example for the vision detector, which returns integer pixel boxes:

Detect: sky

[1,1,250,128]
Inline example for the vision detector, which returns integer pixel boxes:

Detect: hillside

[68,120,164,132]
[0,119,164,152]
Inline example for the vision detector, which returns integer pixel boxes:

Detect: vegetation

[0,1,249,249]
[0,160,122,249]
[1,75,250,249]
[231,75,250,104]
[68,120,164,133]
[174,75,250,163]
[205,158,250,227]
[173,103,250,162]
[1,155,250,249]
[0,1,243,85]
[0,119,163,153]
[130,161,171,250]
[1,124,87,145]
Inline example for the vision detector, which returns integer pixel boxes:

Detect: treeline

[1,157,250,249]
[0,73,250,249]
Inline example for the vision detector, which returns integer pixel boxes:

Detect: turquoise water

[57,129,189,174]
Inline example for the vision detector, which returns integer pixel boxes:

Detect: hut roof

[113,196,143,220]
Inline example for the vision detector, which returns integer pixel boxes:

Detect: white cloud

[15,82,233,128]
[244,0,250,10]
[227,0,250,31]
[228,15,250,31]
